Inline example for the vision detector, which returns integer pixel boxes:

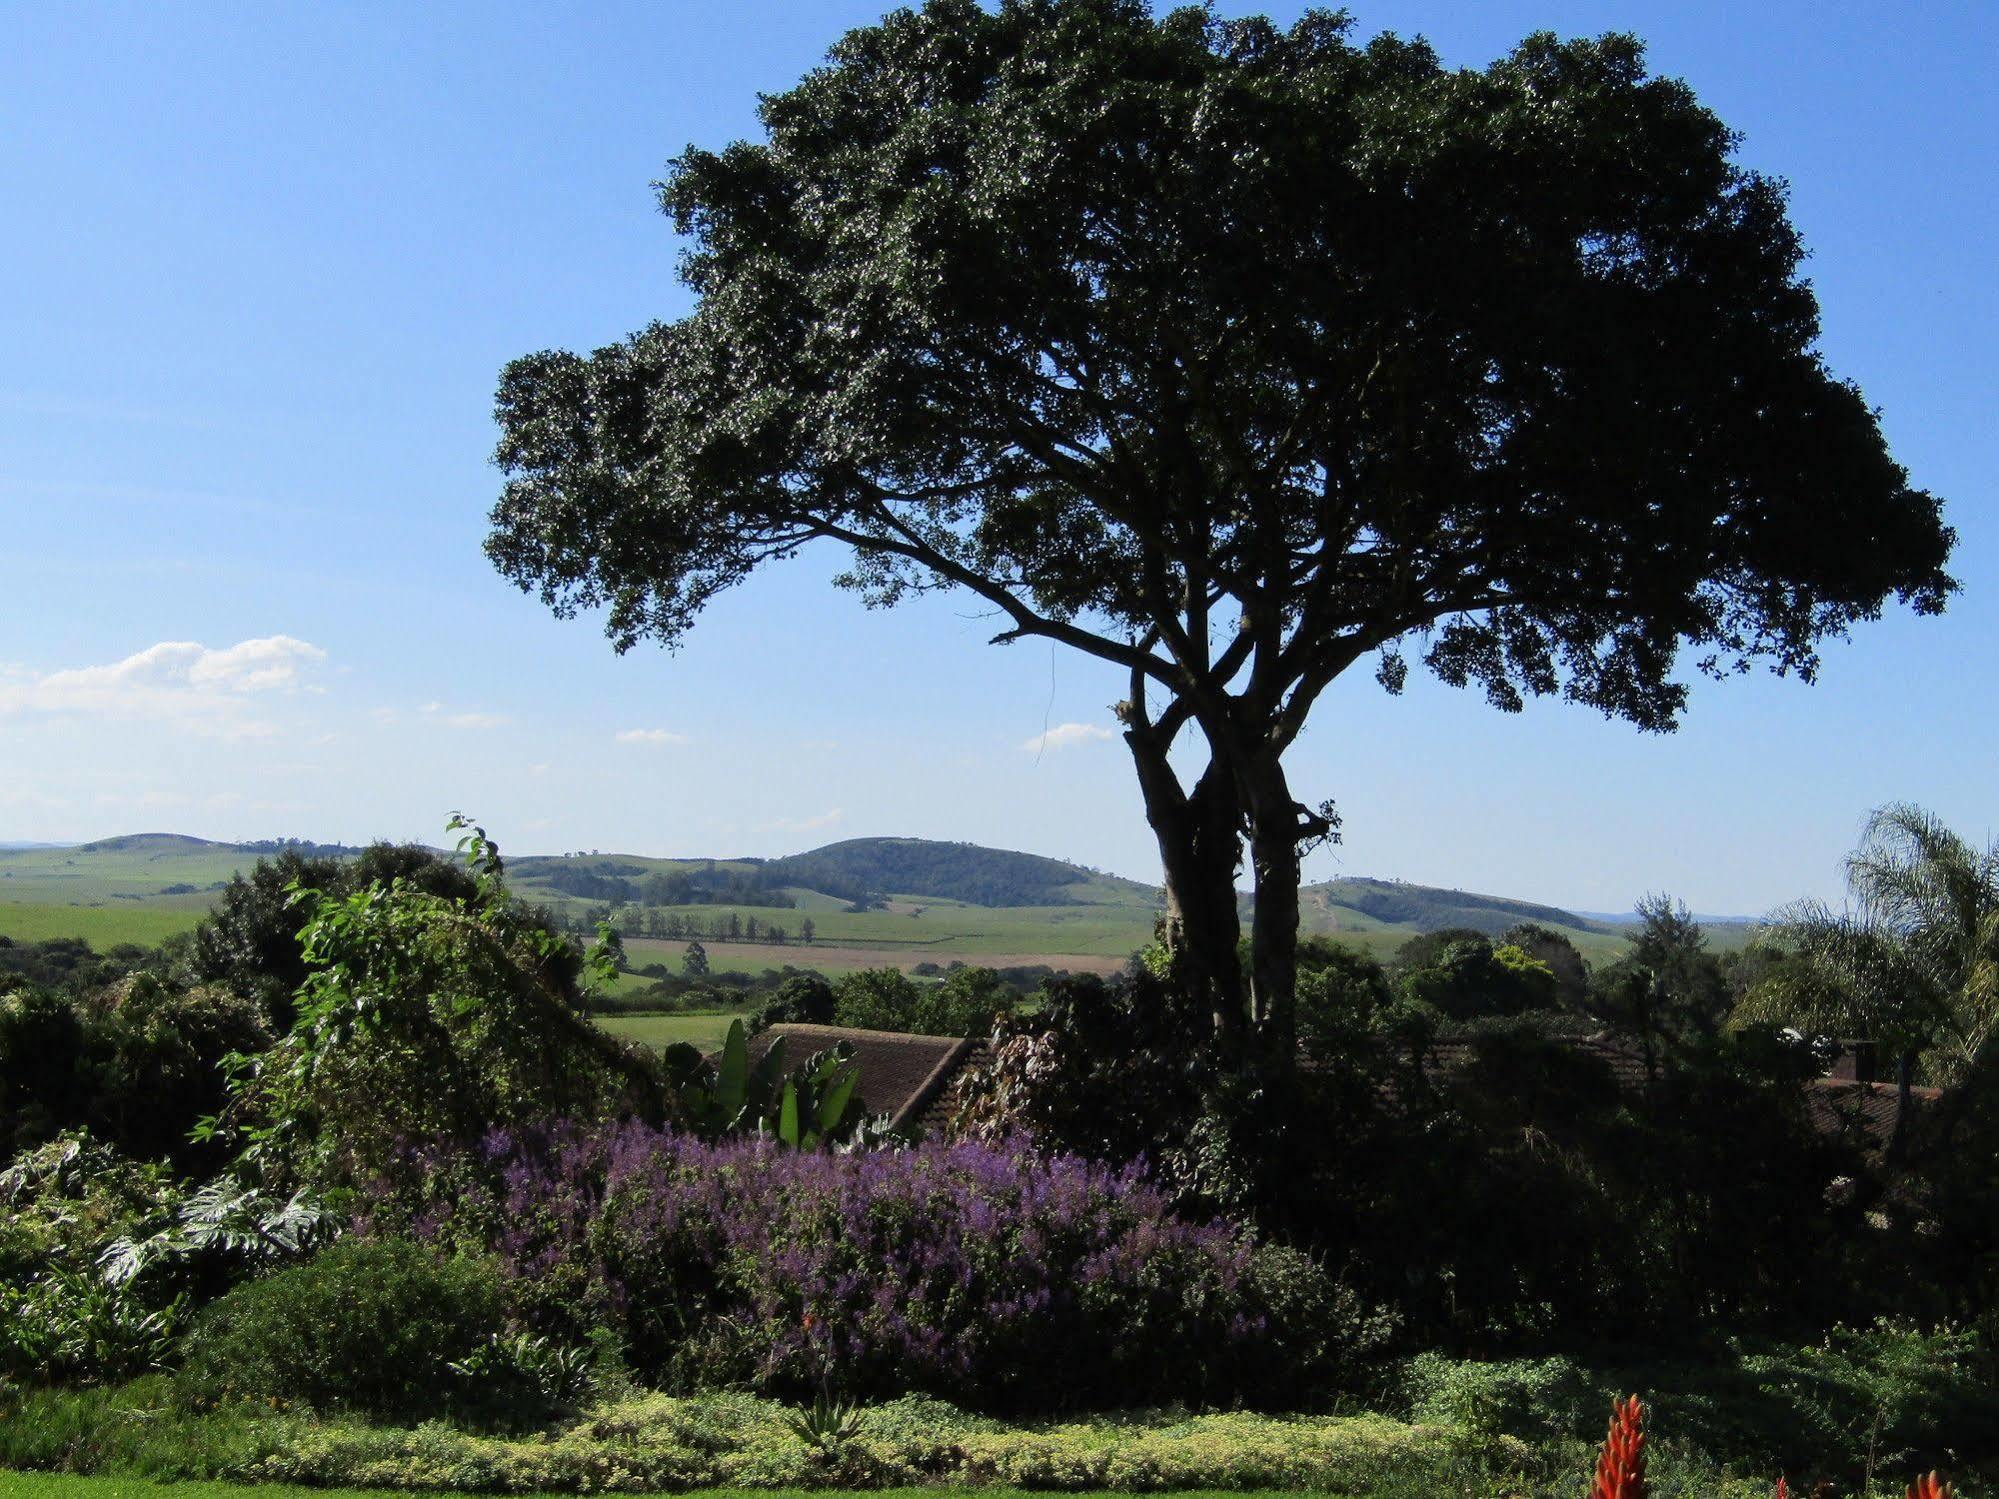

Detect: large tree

[487,1,1953,1052]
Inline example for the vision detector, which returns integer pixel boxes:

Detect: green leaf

[716,1019,749,1119]
[778,1079,800,1147]
[815,1063,859,1135]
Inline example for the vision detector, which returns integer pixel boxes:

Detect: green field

[0,900,208,948]
[596,1010,747,1053]
[1,831,1715,975]
[563,895,1162,958]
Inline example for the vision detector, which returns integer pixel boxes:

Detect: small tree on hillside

[488,2,1952,1051]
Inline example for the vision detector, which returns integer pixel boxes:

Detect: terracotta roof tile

[740,1024,985,1134]
[1804,1078,1942,1153]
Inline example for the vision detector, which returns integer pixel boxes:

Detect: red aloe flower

[1907,1473,1953,1499]
[1590,1395,1647,1499]
[1773,1478,1788,1499]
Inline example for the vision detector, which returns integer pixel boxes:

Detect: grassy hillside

[1,828,1721,971]
[1304,875,1615,936]
[763,836,1155,907]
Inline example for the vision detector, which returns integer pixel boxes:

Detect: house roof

[1420,1034,1656,1093]
[1391,1032,1940,1156]
[1804,1077,1944,1153]
[741,1023,987,1135]
[741,1021,1944,1154]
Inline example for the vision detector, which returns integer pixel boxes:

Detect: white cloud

[0,635,326,736]
[418,702,507,730]
[1021,721,1115,754]
[616,728,692,746]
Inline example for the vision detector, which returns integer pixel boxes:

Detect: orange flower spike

[1773,1478,1789,1499]
[1590,1395,1647,1499]
[1906,1473,1953,1499]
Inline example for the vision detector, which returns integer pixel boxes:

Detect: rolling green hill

[1300,876,1617,939]
[0,829,1677,969]
[764,837,1156,908]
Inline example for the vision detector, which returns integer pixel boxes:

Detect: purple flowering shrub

[365,1124,1374,1411]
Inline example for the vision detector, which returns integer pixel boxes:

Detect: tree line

[554,905,818,947]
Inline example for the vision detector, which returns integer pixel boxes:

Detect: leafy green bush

[177,1239,507,1423]
[1246,1244,1400,1402]
[831,964,1015,1037]
[445,1329,600,1430]
[1404,1322,1999,1482]
[224,832,668,1192]
[0,1268,182,1387]
[0,1133,192,1387]
[0,1383,1491,1492]
[0,977,266,1170]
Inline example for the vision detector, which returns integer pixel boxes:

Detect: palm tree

[1741,804,1999,1157]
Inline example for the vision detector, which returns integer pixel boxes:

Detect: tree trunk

[1887,1048,1917,1162]
[1126,733,1246,1041]
[1243,757,1306,1057]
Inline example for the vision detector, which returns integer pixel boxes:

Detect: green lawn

[596,1010,748,1052]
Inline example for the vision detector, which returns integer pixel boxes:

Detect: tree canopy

[488,0,1953,1046]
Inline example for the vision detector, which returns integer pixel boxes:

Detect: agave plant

[784,1388,863,1456]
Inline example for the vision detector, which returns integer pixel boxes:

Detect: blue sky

[1,1,1991,914]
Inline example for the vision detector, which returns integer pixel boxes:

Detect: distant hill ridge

[14,830,1628,936]
[764,837,1149,908]
[76,833,368,859]
[1302,875,1615,938]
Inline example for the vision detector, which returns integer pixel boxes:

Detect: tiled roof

[1804,1077,1943,1153]
[741,1024,986,1135]
[1398,1033,1944,1156]
[743,1022,1944,1154]
[1419,1034,1657,1093]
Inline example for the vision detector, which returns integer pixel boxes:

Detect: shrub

[0,977,267,1171]
[748,973,835,1032]
[376,1123,1367,1412]
[0,1267,183,1387]
[828,964,1015,1038]
[0,1383,1485,1492]
[188,841,484,1029]
[1404,1323,1999,1483]
[229,851,669,1192]
[946,968,1216,1167]
[0,1132,191,1386]
[0,988,90,1155]
[178,1239,507,1423]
